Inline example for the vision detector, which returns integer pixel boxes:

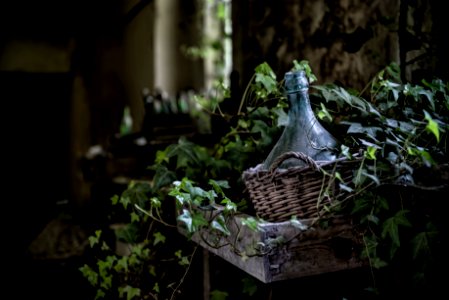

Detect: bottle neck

[287,90,315,125]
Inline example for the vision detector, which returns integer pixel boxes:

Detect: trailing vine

[80,60,448,299]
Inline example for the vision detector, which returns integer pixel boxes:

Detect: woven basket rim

[242,151,362,222]
[243,151,361,178]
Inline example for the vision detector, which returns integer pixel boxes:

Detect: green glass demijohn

[262,70,339,170]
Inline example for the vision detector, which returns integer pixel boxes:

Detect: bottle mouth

[284,70,308,93]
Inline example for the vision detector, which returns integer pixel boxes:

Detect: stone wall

[233,0,443,91]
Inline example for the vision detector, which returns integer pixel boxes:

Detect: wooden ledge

[177,205,367,283]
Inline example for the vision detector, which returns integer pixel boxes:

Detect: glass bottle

[262,70,338,170]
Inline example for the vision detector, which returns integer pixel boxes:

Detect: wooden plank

[177,205,366,283]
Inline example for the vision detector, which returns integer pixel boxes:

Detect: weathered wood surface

[177,205,366,283]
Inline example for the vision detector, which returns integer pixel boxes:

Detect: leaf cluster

[80,59,449,299]
[312,62,448,293]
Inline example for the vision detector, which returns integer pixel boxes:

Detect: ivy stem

[362,234,377,289]
[237,73,255,115]
[169,246,198,300]
[134,204,176,228]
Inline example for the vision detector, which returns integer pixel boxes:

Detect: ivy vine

[80,60,448,299]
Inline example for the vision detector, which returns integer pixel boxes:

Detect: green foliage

[210,290,228,300]
[79,186,197,299]
[310,63,448,295]
[241,277,258,296]
[118,285,141,300]
[292,59,317,83]
[80,59,448,299]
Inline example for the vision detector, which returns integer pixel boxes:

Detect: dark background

[1,0,447,299]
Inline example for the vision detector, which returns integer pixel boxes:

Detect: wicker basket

[242,151,361,223]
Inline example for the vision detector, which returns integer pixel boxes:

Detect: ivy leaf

[120,196,131,210]
[361,170,380,185]
[251,119,273,146]
[131,245,143,256]
[385,63,401,81]
[339,183,354,193]
[175,192,191,207]
[221,198,237,213]
[174,138,203,169]
[366,214,380,225]
[151,164,177,190]
[204,189,218,205]
[366,102,381,117]
[154,148,169,164]
[106,255,116,265]
[255,62,276,77]
[371,257,388,269]
[97,259,113,278]
[376,196,390,211]
[408,84,436,110]
[174,249,183,259]
[364,146,378,160]
[79,264,98,286]
[385,137,402,149]
[100,275,112,290]
[210,290,229,300]
[177,209,208,234]
[312,84,335,103]
[353,166,368,187]
[418,150,435,167]
[292,59,317,83]
[174,178,215,206]
[241,217,260,231]
[254,62,276,84]
[89,230,102,248]
[101,241,110,251]
[385,80,401,101]
[242,277,258,296]
[406,147,435,167]
[411,232,430,259]
[385,118,415,133]
[95,289,106,300]
[359,138,381,148]
[411,226,438,259]
[317,102,333,122]
[177,209,193,232]
[118,285,141,300]
[121,181,152,209]
[130,212,140,223]
[150,197,161,209]
[111,194,119,205]
[424,110,440,142]
[179,255,190,266]
[237,118,249,129]
[209,179,230,197]
[340,144,351,158]
[174,250,190,266]
[345,122,363,134]
[114,256,129,272]
[141,248,150,260]
[381,210,412,249]
[351,197,371,215]
[128,254,139,266]
[115,223,139,243]
[211,214,231,236]
[333,87,368,111]
[153,232,166,246]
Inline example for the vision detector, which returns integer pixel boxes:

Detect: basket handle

[269,151,320,173]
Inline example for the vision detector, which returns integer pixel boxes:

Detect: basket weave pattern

[242,152,360,223]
